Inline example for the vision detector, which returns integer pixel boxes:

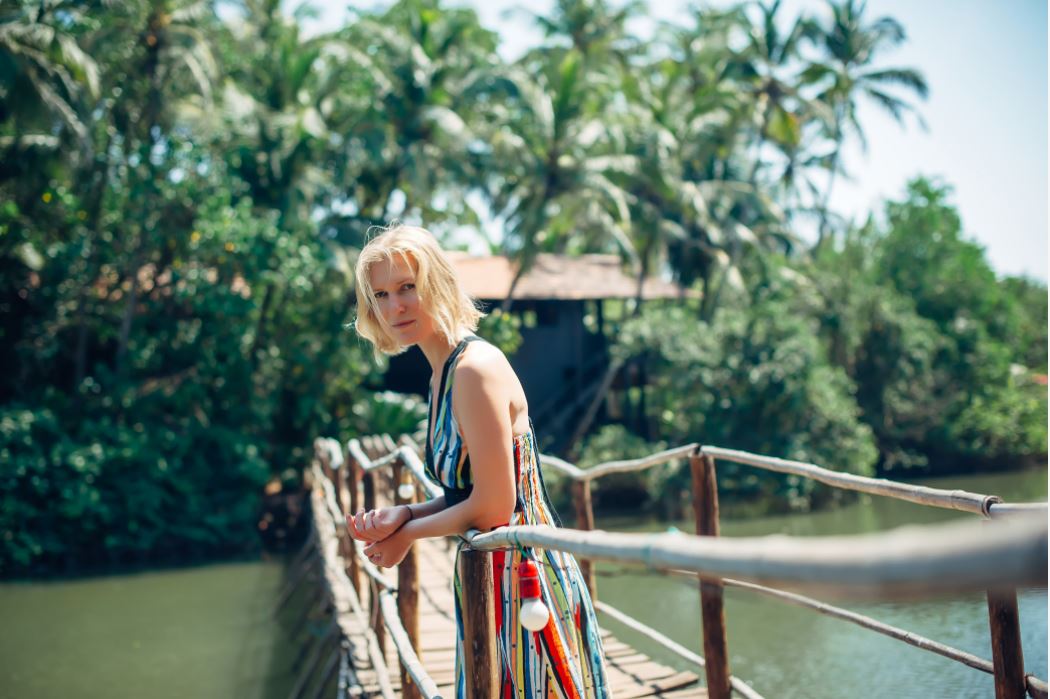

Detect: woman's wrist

[401,504,414,524]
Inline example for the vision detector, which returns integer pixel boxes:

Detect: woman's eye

[374,291,387,299]
[401,283,415,291]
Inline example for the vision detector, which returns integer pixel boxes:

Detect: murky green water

[0,558,299,699]
[0,469,1044,699]
[594,468,1048,699]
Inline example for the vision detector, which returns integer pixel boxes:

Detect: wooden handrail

[378,591,443,699]
[313,454,439,698]
[700,446,1001,515]
[462,517,1047,597]
[309,460,397,699]
[324,433,1048,698]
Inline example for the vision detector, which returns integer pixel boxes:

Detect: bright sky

[304,0,1049,281]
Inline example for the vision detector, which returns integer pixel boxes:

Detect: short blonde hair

[354,225,484,357]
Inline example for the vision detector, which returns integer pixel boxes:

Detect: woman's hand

[347,505,410,543]
[363,529,413,568]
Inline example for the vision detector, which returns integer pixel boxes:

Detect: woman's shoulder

[460,336,508,369]
[455,336,514,385]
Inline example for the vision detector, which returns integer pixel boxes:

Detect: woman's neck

[417,329,470,375]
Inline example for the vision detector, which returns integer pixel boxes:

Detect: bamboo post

[987,589,1027,698]
[395,455,421,699]
[459,547,498,699]
[572,480,598,600]
[690,450,731,699]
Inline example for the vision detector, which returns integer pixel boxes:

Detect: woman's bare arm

[362,348,517,564]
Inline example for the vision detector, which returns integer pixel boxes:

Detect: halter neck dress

[425,335,610,699]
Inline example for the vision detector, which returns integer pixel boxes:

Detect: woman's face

[368,254,434,345]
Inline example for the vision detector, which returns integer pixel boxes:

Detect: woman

[346,225,609,698]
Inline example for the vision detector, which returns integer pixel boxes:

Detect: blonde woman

[347,225,609,698]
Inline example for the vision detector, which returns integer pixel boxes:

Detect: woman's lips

[393,320,414,329]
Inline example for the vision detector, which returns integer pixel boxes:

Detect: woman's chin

[393,322,420,342]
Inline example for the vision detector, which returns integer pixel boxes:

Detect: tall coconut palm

[91,0,218,377]
[518,0,644,62]
[485,48,639,308]
[486,0,659,306]
[218,0,352,226]
[336,0,502,229]
[650,6,796,318]
[739,0,830,187]
[0,0,100,170]
[804,0,928,248]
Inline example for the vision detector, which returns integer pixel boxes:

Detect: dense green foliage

[579,180,1045,515]
[1,0,1043,572]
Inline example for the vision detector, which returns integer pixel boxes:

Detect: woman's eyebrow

[374,276,414,290]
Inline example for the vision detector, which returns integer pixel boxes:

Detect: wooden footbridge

[277,431,1048,699]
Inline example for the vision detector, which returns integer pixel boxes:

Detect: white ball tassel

[518,558,550,632]
[397,482,415,500]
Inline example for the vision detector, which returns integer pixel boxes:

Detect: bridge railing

[311,432,1047,699]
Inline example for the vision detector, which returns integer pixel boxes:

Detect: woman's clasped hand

[346,505,413,568]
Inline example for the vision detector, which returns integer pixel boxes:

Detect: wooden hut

[382,253,687,451]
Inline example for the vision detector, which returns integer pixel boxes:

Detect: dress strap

[426,334,482,467]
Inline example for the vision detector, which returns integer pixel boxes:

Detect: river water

[0,469,1045,698]
[594,468,1048,699]
[0,558,298,699]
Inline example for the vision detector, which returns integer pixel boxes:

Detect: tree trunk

[747,99,775,186]
[815,112,844,250]
[73,138,113,388]
[115,5,167,378]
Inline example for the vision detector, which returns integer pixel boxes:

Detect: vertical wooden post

[382,433,398,491]
[314,438,332,482]
[987,589,1027,697]
[572,479,597,601]
[361,464,384,653]
[342,444,361,598]
[395,456,421,699]
[459,547,498,699]
[690,450,731,699]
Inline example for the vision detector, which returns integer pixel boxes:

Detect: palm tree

[484,0,653,306]
[219,0,351,227]
[335,0,503,229]
[739,0,830,187]
[803,0,928,248]
[517,0,644,61]
[485,48,638,308]
[0,0,101,170]
[91,0,219,377]
[648,6,796,319]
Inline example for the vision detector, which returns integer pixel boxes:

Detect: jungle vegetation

[1,0,1044,574]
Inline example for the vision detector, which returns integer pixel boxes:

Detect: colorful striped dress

[425,335,610,699]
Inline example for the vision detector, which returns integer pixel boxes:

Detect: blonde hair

[354,225,484,358]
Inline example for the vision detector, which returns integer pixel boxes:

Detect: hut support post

[459,547,498,699]
[394,458,422,699]
[572,479,597,600]
[690,451,731,699]
[987,586,1026,699]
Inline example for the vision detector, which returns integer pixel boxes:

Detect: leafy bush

[0,405,269,575]
[576,424,673,513]
[612,284,878,512]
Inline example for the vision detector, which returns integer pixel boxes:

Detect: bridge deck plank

[392,536,708,698]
